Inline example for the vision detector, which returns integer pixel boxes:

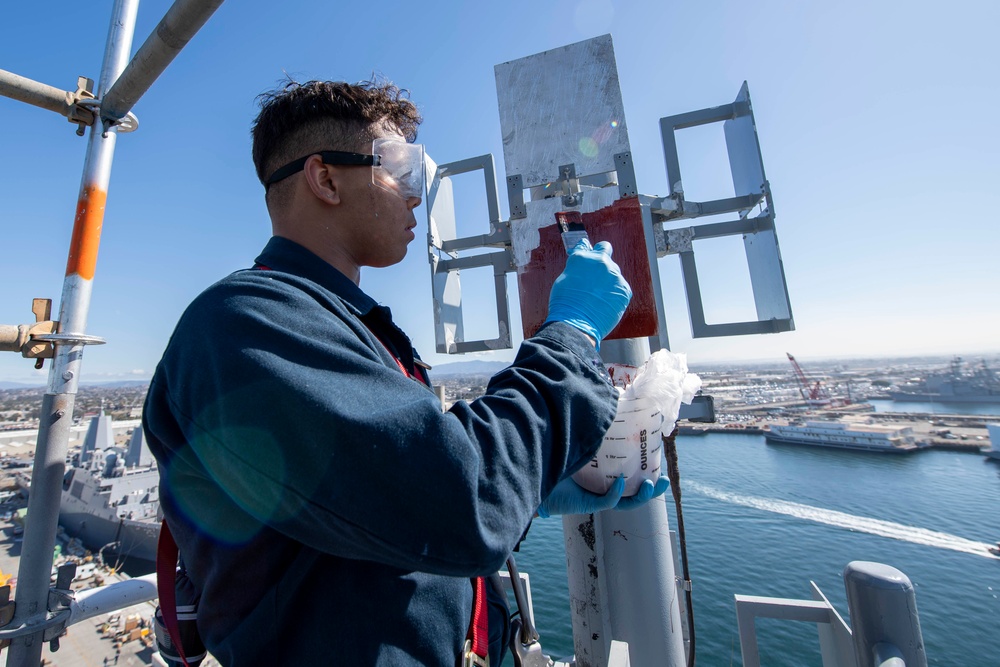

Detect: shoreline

[677,414,993,455]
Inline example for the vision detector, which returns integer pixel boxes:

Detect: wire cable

[663,425,695,667]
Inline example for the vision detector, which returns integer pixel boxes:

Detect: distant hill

[81,380,150,388]
[427,360,510,378]
[0,379,149,390]
[0,381,45,390]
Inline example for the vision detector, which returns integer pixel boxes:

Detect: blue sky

[2,0,998,384]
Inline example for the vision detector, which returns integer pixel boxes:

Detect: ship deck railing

[735,582,856,667]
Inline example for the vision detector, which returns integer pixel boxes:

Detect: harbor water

[513,432,1000,666]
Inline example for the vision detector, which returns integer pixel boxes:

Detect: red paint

[555,210,583,228]
[518,197,658,341]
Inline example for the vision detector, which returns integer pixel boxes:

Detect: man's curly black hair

[251,78,422,198]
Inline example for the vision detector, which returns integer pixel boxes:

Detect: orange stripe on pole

[65,185,107,280]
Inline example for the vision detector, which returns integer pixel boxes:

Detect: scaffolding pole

[101,0,224,123]
[1,1,225,661]
[0,69,80,118]
[4,1,139,665]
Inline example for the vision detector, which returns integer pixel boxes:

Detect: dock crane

[786,353,833,406]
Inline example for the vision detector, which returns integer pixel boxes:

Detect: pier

[680,412,991,453]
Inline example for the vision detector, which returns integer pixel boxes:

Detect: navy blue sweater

[143,236,618,665]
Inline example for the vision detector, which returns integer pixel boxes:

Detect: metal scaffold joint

[67,76,96,136]
[67,77,140,137]
[0,299,58,368]
[0,609,71,644]
[0,562,77,649]
[96,105,140,137]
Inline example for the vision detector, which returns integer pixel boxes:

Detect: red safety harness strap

[462,575,490,665]
[157,520,191,667]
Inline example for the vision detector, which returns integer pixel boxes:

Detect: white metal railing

[736,562,927,667]
[735,581,856,667]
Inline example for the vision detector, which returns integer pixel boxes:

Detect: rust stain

[65,185,107,280]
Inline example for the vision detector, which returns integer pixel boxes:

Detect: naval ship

[58,412,161,562]
[891,356,1000,404]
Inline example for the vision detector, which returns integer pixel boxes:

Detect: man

[143,79,657,666]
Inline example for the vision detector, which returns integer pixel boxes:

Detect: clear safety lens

[372,138,425,201]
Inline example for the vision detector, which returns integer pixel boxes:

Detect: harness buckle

[462,638,490,667]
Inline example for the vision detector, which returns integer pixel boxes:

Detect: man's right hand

[543,240,632,349]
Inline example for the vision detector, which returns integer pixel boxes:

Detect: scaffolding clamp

[66,77,96,136]
[65,76,140,137]
[0,299,58,369]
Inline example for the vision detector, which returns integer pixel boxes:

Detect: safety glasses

[371,137,425,200]
[264,138,425,201]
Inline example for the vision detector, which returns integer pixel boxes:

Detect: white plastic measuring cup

[572,395,664,497]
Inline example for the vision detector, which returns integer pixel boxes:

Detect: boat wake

[689,482,999,559]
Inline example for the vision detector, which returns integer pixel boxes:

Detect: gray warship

[59,412,160,562]
[891,356,1000,404]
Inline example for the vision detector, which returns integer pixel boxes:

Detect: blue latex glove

[615,475,671,511]
[537,474,670,518]
[544,240,632,349]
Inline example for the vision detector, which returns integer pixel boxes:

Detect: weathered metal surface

[495,34,631,190]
